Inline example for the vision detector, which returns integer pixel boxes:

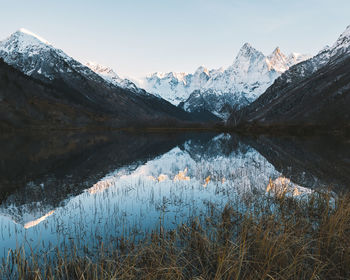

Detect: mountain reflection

[0,131,348,258]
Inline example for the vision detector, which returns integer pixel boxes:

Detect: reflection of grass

[2,190,350,279]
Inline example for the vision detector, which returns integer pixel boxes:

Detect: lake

[0,131,349,258]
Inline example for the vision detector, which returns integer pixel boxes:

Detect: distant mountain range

[85,61,145,95]
[228,25,350,133]
[0,29,218,130]
[136,45,310,118]
[0,25,349,132]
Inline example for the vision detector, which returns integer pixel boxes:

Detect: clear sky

[0,0,349,78]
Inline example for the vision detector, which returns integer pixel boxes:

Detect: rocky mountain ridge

[0,29,213,129]
[228,25,350,132]
[137,44,310,118]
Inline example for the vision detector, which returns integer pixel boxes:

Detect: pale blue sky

[0,0,349,77]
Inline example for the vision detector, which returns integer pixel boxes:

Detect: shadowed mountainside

[227,26,350,134]
[244,135,350,192]
[229,55,350,133]
[0,59,219,131]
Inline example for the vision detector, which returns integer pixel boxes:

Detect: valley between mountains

[0,25,349,133]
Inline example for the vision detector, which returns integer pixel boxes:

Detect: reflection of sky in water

[0,134,311,258]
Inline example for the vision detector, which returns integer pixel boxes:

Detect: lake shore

[1,189,350,280]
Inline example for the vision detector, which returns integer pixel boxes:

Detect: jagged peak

[169,71,187,80]
[0,28,54,55]
[341,24,350,38]
[269,47,286,59]
[272,46,281,54]
[86,61,114,72]
[194,65,209,75]
[86,61,121,80]
[268,47,287,64]
[12,28,51,45]
[241,42,254,50]
[148,71,187,80]
[195,65,207,71]
[332,24,350,50]
[238,42,262,55]
[147,72,165,79]
[235,42,264,61]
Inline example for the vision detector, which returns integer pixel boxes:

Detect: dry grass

[1,190,350,279]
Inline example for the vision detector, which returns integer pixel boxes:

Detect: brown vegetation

[1,189,350,279]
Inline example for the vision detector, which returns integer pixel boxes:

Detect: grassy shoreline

[1,189,350,280]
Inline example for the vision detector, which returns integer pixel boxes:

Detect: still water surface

[0,132,349,258]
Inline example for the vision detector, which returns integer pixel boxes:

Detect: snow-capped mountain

[0,28,199,128]
[0,28,107,86]
[270,24,350,88]
[229,24,350,130]
[86,62,146,95]
[137,66,214,105]
[329,24,350,57]
[0,28,151,98]
[137,44,310,118]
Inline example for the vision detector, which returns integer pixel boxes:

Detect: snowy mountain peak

[0,28,52,54]
[268,47,286,60]
[271,47,282,56]
[287,52,312,66]
[148,71,187,81]
[231,43,267,75]
[230,43,269,79]
[137,42,310,116]
[267,47,288,72]
[86,61,145,94]
[17,28,51,45]
[0,29,147,96]
[86,62,120,80]
[0,28,79,79]
[341,24,350,38]
[148,72,163,79]
[235,42,263,60]
[194,65,209,76]
[169,72,187,80]
[331,24,350,53]
[241,42,255,51]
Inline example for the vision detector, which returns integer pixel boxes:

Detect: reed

[1,189,350,279]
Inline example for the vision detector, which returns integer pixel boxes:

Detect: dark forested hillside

[0,59,217,130]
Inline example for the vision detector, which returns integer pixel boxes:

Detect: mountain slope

[85,62,220,121]
[228,25,350,132]
[137,44,310,118]
[0,29,209,128]
[86,62,146,95]
[0,58,109,130]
